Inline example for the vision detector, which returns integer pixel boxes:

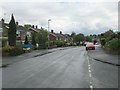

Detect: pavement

[1,47,71,67]
[87,45,119,66]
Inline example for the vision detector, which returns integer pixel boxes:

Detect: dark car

[86,43,95,50]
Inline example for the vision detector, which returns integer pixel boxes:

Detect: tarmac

[1,45,120,67]
[1,47,72,67]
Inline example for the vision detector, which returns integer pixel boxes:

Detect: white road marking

[89,73,92,77]
[86,51,94,90]
[90,85,93,90]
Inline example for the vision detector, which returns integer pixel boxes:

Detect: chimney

[36,25,38,29]
[1,18,4,27]
[32,25,34,28]
[51,30,54,33]
[60,31,62,34]
[16,22,18,25]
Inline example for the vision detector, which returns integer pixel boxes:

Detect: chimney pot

[32,25,34,28]
[36,25,38,29]
[51,30,54,33]
[16,22,18,25]
[60,31,62,34]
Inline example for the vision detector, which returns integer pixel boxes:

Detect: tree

[36,28,48,49]
[71,32,76,43]
[71,32,76,37]
[24,36,29,44]
[31,34,36,46]
[24,24,31,29]
[78,33,85,42]
[73,33,85,45]
[104,29,114,38]
[8,14,16,46]
[85,35,92,42]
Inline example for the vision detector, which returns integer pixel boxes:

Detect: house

[49,30,58,41]
[0,20,3,47]
[1,18,38,45]
[0,20,2,37]
[49,30,73,42]
[16,22,38,44]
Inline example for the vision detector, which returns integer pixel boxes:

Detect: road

[2,46,118,88]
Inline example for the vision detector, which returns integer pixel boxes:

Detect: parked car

[86,43,95,50]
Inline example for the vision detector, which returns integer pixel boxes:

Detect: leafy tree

[36,28,48,49]
[105,38,120,52]
[24,24,31,29]
[85,36,92,42]
[71,32,76,37]
[71,32,76,43]
[78,33,85,41]
[8,14,16,46]
[31,34,36,46]
[73,33,85,45]
[103,29,114,39]
[24,36,29,44]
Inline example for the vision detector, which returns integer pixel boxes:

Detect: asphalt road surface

[2,46,118,88]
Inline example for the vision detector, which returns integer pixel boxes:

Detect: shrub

[2,45,24,56]
[100,38,106,46]
[55,40,65,47]
[105,38,120,50]
[2,37,8,47]
[65,42,70,46]
[65,42,73,46]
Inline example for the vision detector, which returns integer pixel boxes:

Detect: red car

[86,43,95,50]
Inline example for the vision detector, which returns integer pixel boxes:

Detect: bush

[65,42,71,46]
[55,40,65,47]
[65,42,73,46]
[100,38,106,46]
[2,37,8,47]
[2,45,24,56]
[105,38,120,50]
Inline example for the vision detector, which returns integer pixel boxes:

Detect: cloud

[1,1,118,35]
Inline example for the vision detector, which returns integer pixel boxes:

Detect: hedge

[105,38,120,50]
[2,45,24,56]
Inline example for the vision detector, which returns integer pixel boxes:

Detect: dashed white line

[89,73,92,78]
[86,52,94,90]
[89,69,91,73]
[90,85,93,90]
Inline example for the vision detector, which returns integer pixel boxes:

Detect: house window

[16,31,20,37]
[0,28,3,32]
[27,32,31,37]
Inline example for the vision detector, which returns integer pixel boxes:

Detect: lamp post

[48,19,51,49]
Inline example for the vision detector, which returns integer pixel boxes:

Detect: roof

[49,32,57,37]
[29,27,38,33]
[55,33,65,38]
[16,25,28,31]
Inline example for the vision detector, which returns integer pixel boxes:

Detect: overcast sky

[0,0,118,35]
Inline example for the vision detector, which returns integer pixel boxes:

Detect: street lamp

[48,19,51,49]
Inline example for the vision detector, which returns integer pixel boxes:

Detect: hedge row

[2,45,24,56]
[105,38,120,50]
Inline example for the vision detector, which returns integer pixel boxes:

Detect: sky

[0,0,119,35]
